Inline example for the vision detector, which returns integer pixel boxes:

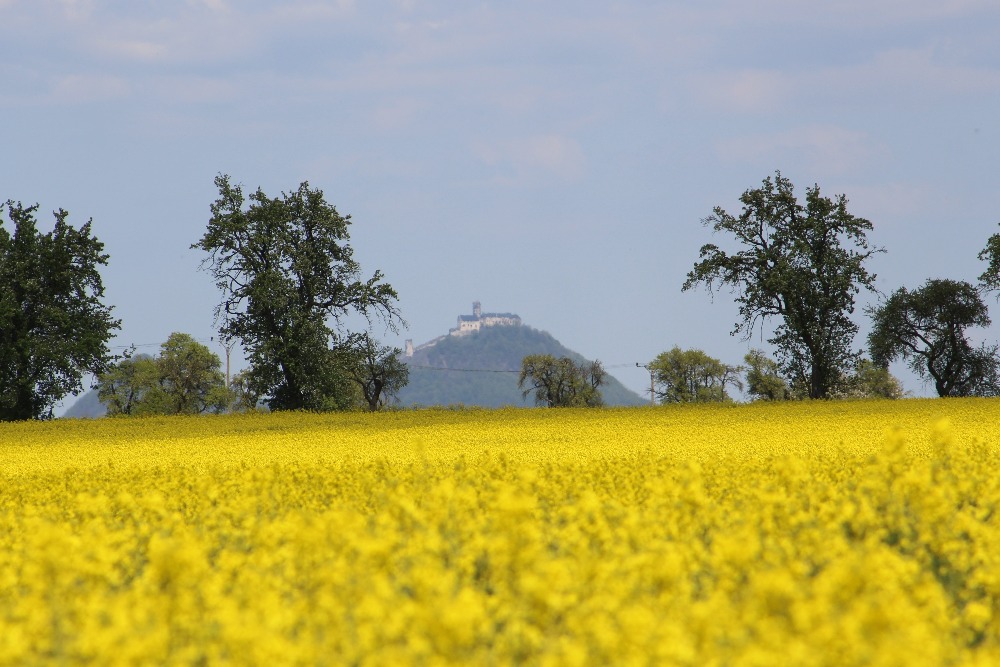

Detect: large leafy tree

[683,172,882,399]
[193,175,403,411]
[518,354,606,407]
[0,200,120,420]
[649,347,743,404]
[868,279,998,397]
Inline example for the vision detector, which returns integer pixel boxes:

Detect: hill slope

[398,325,645,407]
[61,388,106,419]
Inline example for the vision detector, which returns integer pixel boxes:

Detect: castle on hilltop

[403,302,521,357]
[450,301,522,336]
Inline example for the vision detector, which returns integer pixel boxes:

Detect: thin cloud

[474,134,587,184]
[50,73,129,104]
[692,44,1000,117]
[715,125,886,176]
[693,69,793,113]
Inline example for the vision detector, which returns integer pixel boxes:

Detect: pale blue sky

[2,0,999,403]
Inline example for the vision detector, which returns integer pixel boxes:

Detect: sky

[2,0,999,406]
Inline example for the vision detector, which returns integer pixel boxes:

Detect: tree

[97,354,158,416]
[649,347,743,404]
[97,333,231,416]
[0,200,120,421]
[341,333,409,412]
[868,279,999,397]
[682,172,882,399]
[229,370,264,413]
[978,224,1000,291]
[834,358,905,400]
[193,175,403,412]
[518,354,606,407]
[154,333,230,414]
[743,349,790,401]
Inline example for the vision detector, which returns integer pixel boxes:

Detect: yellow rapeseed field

[2,400,1000,665]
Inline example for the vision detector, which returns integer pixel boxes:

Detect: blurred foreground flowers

[2,401,1000,665]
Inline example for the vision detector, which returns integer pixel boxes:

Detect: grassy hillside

[398,325,645,407]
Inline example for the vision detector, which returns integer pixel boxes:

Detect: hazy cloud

[50,73,129,104]
[474,134,586,184]
[715,125,886,176]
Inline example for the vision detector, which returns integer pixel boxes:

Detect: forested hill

[398,325,646,407]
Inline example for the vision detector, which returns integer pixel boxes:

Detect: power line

[406,362,641,374]
[108,338,216,351]
[407,365,519,373]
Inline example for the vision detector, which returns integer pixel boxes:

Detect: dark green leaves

[0,200,120,420]
[683,172,882,399]
[193,175,404,411]
[867,279,997,397]
[518,354,606,407]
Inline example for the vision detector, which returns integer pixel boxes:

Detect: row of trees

[5,170,1000,419]
[645,346,903,404]
[1,176,411,421]
[683,172,1000,400]
[519,173,1000,409]
[97,331,409,416]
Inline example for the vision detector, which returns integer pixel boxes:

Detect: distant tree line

[6,170,1000,419]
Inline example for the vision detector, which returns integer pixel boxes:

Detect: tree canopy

[978,224,1000,292]
[341,333,409,412]
[98,333,230,416]
[518,354,606,407]
[193,175,403,412]
[743,349,790,401]
[868,279,998,397]
[649,347,742,403]
[0,200,120,420]
[683,172,881,399]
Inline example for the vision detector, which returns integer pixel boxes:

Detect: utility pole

[636,362,656,406]
[213,337,235,388]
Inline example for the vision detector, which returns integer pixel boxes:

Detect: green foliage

[650,347,743,404]
[0,200,120,421]
[868,279,998,397]
[340,333,409,412]
[834,358,905,400]
[518,354,606,407]
[743,349,790,401]
[192,175,403,412]
[98,333,230,416]
[978,224,1000,292]
[683,172,881,399]
[228,370,265,413]
[97,354,159,416]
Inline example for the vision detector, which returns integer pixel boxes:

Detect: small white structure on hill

[450,301,521,336]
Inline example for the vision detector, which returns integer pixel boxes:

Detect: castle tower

[473,301,482,319]
[405,339,414,357]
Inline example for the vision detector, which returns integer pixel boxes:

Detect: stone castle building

[450,301,522,336]
[403,302,521,357]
